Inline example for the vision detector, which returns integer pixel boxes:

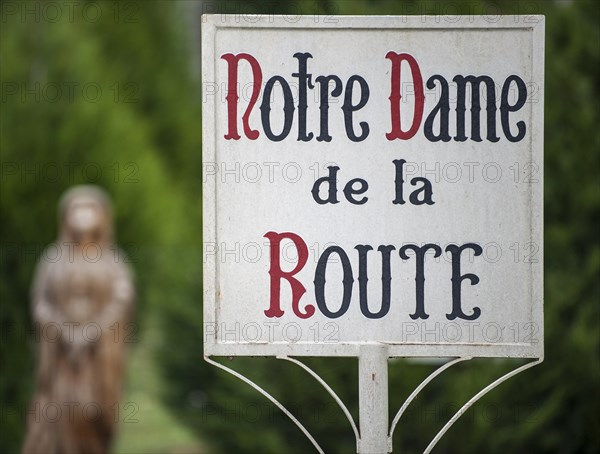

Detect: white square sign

[203,15,544,359]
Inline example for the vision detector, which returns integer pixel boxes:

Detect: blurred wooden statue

[23,185,135,454]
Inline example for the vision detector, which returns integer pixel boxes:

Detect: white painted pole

[358,345,389,454]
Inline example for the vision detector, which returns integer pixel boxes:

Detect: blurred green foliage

[0,1,202,451]
[1,1,598,453]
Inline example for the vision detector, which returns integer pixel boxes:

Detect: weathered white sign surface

[203,15,544,359]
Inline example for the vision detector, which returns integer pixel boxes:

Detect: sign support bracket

[422,357,543,454]
[204,355,325,453]
[388,356,473,451]
[206,353,542,453]
[358,345,389,454]
[279,355,360,448]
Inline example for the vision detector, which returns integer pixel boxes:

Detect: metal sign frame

[202,15,544,453]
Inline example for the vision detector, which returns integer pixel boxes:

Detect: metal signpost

[202,15,544,453]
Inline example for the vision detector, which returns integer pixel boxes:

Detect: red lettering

[263,231,313,319]
[385,52,425,140]
[221,53,263,140]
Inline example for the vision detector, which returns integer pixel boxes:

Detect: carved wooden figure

[23,186,135,454]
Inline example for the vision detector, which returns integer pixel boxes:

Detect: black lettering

[315,75,343,142]
[260,76,294,141]
[501,75,527,142]
[342,75,370,142]
[453,75,499,143]
[311,166,339,204]
[409,177,435,205]
[292,52,315,142]
[445,243,483,320]
[343,178,369,205]
[424,75,451,142]
[400,244,442,320]
[314,246,354,318]
[355,245,395,319]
